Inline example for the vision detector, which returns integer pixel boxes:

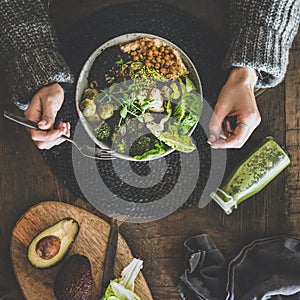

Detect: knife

[100,219,119,295]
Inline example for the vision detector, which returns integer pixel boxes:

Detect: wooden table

[0,1,299,299]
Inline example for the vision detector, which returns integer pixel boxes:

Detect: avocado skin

[54,254,94,300]
[27,218,79,269]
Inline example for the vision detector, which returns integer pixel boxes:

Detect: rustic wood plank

[285,30,300,236]
[150,287,182,300]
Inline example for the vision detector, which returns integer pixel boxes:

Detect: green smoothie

[210,137,290,214]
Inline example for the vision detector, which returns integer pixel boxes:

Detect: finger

[38,115,55,130]
[30,128,64,142]
[222,119,234,138]
[54,136,67,146]
[208,103,230,143]
[35,140,63,150]
[57,121,69,131]
[24,96,42,123]
[219,132,227,139]
[52,122,71,147]
[35,131,68,149]
[46,123,71,148]
[38,100,62,130]
[225,119,232,133]
[65,122,71,137]
[210,124,250,149]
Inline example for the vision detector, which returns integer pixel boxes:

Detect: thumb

[38,102,59,130]
[208,104,228,143]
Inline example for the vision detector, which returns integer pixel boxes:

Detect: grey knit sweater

[0,0,299,107]
[0,0,74,108]
[224,0,300,88]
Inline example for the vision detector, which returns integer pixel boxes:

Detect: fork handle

[61,135,72,142]
[4,111,69,137]
[3,110,40,130]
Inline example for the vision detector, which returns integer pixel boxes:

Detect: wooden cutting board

[11,201,153,300]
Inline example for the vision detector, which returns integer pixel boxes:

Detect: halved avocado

[27,218,79,268]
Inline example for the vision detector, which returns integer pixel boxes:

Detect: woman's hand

[24,83,70,150]
[208,67,261,149]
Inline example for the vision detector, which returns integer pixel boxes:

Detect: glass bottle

[210,137,290,214]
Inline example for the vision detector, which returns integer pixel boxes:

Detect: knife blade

[101,219,119,295]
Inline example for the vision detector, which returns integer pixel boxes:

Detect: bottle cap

[210,189,237,215]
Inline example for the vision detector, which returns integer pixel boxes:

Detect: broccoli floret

[96,122,111,141]
[129,135,152,157]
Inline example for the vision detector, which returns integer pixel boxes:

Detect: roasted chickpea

[133,55,139,61]
[170,65,177,72]
[139,54,144,59]
[156,57,162,63]
[164,55,170,61]
[170,53,175,59]
[155,63,160,69]
[152,45,157,51]
[148,41,154,47]
[153,50,159,56]
[161,59,165,65]
[165,49,170,54]
[140,41,146,47]
[166,73,172,79]
[131,51,137,56]
[145,61,152,68]
[164,61,170,67]
[159,46,165,52]
[147,50,153,57]
[160,68,167,74]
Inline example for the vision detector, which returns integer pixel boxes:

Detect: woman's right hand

[24,83,70,150]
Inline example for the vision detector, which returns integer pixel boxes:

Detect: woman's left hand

[208,67,261,149]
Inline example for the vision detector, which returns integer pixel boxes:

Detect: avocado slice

[27,218,79,268]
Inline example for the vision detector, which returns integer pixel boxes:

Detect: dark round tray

[42,1,227,220]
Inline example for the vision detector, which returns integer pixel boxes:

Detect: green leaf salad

[80,38,202,160]
[101,258,143,300]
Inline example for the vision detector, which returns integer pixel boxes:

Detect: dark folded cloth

[178,235,300,300]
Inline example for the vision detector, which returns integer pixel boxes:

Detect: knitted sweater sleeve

[224,0,300,88]
[0,0,74,108]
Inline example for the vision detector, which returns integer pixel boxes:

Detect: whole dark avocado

[27,218,79,268]
[54,254,94,300]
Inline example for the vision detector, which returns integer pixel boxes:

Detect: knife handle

[101,219,119,294]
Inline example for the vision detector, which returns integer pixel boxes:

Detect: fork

[3,110,115,160]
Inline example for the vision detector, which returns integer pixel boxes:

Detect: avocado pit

[36,235,61,260]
